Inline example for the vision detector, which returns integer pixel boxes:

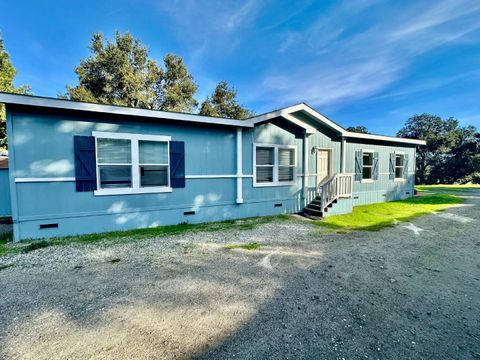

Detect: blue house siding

[8,111,301,240]
[242,122,304,210]
[0,168,11,216]
[345,141,415,205]
[1,95,424,241]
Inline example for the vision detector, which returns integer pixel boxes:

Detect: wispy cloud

[255,0,480,109]
[157,0,264,54]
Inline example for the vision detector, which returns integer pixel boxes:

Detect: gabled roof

[0,92,426,145]
[246,103,426,145]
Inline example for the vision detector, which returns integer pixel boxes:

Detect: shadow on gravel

[193,194,480,359]
[0,193,479,359]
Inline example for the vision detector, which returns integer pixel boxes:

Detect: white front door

[316,149,330,186]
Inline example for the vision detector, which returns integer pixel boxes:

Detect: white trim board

[0,92,252,128]
[185,174,254,179]
[15,177,76,183]
[15,175,256,183]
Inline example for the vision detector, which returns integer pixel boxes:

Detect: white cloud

[256,0,480,108]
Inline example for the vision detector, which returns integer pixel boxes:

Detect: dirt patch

[0,192,479,359]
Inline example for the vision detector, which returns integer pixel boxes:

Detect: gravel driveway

[0,192,479,360]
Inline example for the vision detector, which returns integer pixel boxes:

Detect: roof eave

[0,92,253,128]
[344,131,426,145]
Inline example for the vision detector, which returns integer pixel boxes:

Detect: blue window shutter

[389,153,395,180]
[373,152,379,180]
[170,141,185,188]
[403,154,409,180]
[74,136,97,192]
[354,150,362,181]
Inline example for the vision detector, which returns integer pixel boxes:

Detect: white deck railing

[319,173,353,212]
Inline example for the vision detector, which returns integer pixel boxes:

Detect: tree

[0,38,31,150]
[65,32,198,113]
[442,126,480,184]
[199,80,254,119]
[155,54,198,112]
[397,113,479,184]
[346,125,369,134]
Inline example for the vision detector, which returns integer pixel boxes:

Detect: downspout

[236,127,243,204]
[340,136,346,173]
[302,132,309,204]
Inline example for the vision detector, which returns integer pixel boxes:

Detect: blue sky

[1,0,480,135]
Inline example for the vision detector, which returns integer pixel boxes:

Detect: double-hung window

[97,138,133,189]
[362,151,374,180]
[94,132,172,195]
[395,153,405,179]
[254,144,296,186]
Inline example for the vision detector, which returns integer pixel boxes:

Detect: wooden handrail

[318,173,353,213]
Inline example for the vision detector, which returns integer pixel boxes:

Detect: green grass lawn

[416,184,480,193]
[317,193,463,231]
[0,215,290,257]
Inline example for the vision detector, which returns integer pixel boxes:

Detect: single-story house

[0,92,425,241]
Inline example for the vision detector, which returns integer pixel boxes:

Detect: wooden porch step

[304,205,323,218]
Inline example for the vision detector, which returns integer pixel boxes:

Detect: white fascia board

[287,104,347,134]
[247,103,345,135]
[283,114,316,134]
[0,93,253,128]
[344,131,426,145]
[245,106,316,134]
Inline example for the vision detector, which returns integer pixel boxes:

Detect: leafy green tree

[66,32,198,113]
[155,54,198,112]
[397,113,478,184]
[0,38,31,150]
[346,126,369,134]
[199,80,253,119]
[442,126,479,184]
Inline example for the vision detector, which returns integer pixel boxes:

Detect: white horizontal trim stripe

[185,174,254,179]
[15,177,76,183]
[15,175,257,183]
[94,187,173,196]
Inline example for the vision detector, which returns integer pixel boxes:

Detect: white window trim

[253,143,297,187]
[361,149,374,182]
[394,151,405,181]
[92,131,172,196]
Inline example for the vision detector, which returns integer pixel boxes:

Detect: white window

[254,144,296,186]
[362,151,373,180]
[93,131,172,195]
[395,153,405,179]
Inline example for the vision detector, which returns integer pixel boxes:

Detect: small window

[362,152,373,180]
[256,147,274,183]
[139,140,169,187]
[97,138,132,189]
[254,144,296,186]
[278,148,295,182]
[395,154,404,179]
